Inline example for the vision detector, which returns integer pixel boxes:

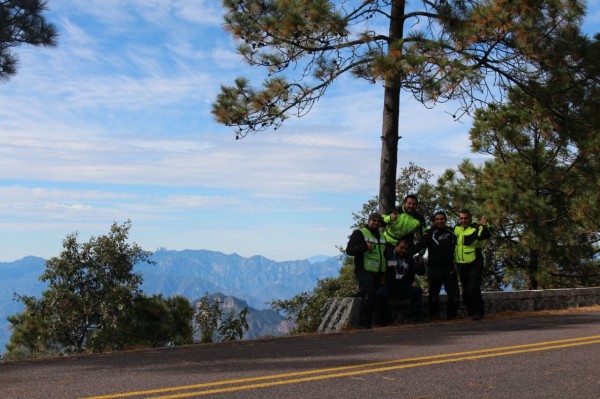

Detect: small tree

[6,221,154,355]
[125,294,195,348]
[219,308,249,341]
[166,295,196,346]
[194,293,250,343]
[270,261,357,334]
[195,293,222,343]
[4,295,53,360]
[0,0,58,81]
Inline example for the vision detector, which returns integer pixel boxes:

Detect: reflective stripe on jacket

[360,227,387,273]
[454,223,488,264]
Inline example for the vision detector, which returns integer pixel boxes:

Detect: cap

[368,212,382,222]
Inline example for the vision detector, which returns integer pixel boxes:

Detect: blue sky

[0,1,598,262]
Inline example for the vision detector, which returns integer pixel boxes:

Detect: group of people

[346,194,490,328]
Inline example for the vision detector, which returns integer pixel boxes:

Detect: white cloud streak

[0,2,594,262]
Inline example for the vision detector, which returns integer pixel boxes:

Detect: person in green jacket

[382,194,427,252]
[454,209,491,321]
[346,212,387,328]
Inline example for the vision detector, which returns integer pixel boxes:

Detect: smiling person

[346,212,387,328]
[454,209,491,321]
[410,211,458,320]
[376,238,426,325]
[382,195,427,252]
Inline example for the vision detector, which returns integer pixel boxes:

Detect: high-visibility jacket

[454,223,490,264]
[360,227,387,273]
[382,206,426,245]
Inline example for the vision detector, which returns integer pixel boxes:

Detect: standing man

[454,209,491,321]
[410,211,458,320]
[376,238,426,325]
[346,212,387,328]
[382,194,427,251]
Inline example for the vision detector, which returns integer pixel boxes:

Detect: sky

[0,1,598,263]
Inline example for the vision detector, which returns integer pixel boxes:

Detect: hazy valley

[0,249,342,353]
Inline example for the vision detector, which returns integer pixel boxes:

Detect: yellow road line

[82,335,600,399]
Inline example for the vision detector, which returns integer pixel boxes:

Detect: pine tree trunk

[379,0,405,213]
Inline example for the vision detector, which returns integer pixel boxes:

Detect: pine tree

[468,87,599,289]
[212,0,586,213]
[0,0,58,81]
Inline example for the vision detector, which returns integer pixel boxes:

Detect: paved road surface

[2,309,600,399]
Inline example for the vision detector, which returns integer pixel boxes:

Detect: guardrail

[318,287,600,333]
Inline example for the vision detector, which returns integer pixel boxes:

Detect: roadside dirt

[482,304,600,320]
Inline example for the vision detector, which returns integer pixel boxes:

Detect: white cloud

[0,2,596,263]
[164,195,240,208]
[173,0,224,26]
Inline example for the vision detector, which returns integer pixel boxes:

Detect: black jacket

[346,227,385,274]
[410,226,456,268]
[383,253,425,286]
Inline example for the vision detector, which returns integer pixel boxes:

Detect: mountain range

[0,249,343,354]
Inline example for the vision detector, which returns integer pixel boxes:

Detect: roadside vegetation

[2,0,598,355]
[215,1,599,334]
[3,221,249,362]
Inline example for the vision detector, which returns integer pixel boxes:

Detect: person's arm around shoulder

[346,229,369,256]
[408,228,432,256]
[417,212,428,235]
[448,227,458,247]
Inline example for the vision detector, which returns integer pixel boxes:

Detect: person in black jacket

[346,212,387,328]
[375,238,425,325]
[410,211,458,320]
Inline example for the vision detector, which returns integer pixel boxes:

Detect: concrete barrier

[317,287,600,333]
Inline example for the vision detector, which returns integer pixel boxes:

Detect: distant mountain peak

[0,249,341,352]
[306,255,337,264]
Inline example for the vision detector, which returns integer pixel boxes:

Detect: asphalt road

[2,309,600,399]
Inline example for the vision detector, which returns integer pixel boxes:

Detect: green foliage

[277,164,447,333]
[214,0,585,135]
[351,163,438,229]
[166,295,196,345]
[0,0,58,81]
[219,308,249,341]
[436,160,484,222]
[5,221,174,357]
[125,294,195,348]
[270,261,357,334]
[194,293,250,343]
[195,293,222,343]
[214,0,586,213]
[4,295,54,360]
[395,162,437,220]
[466,86,600,289]
[37,221,153,352]
[437,50,600,290]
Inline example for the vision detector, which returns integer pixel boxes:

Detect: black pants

[457,260,484,316]
[428,265,458,319]
[355,271,380,328]
[375,283,423,324]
